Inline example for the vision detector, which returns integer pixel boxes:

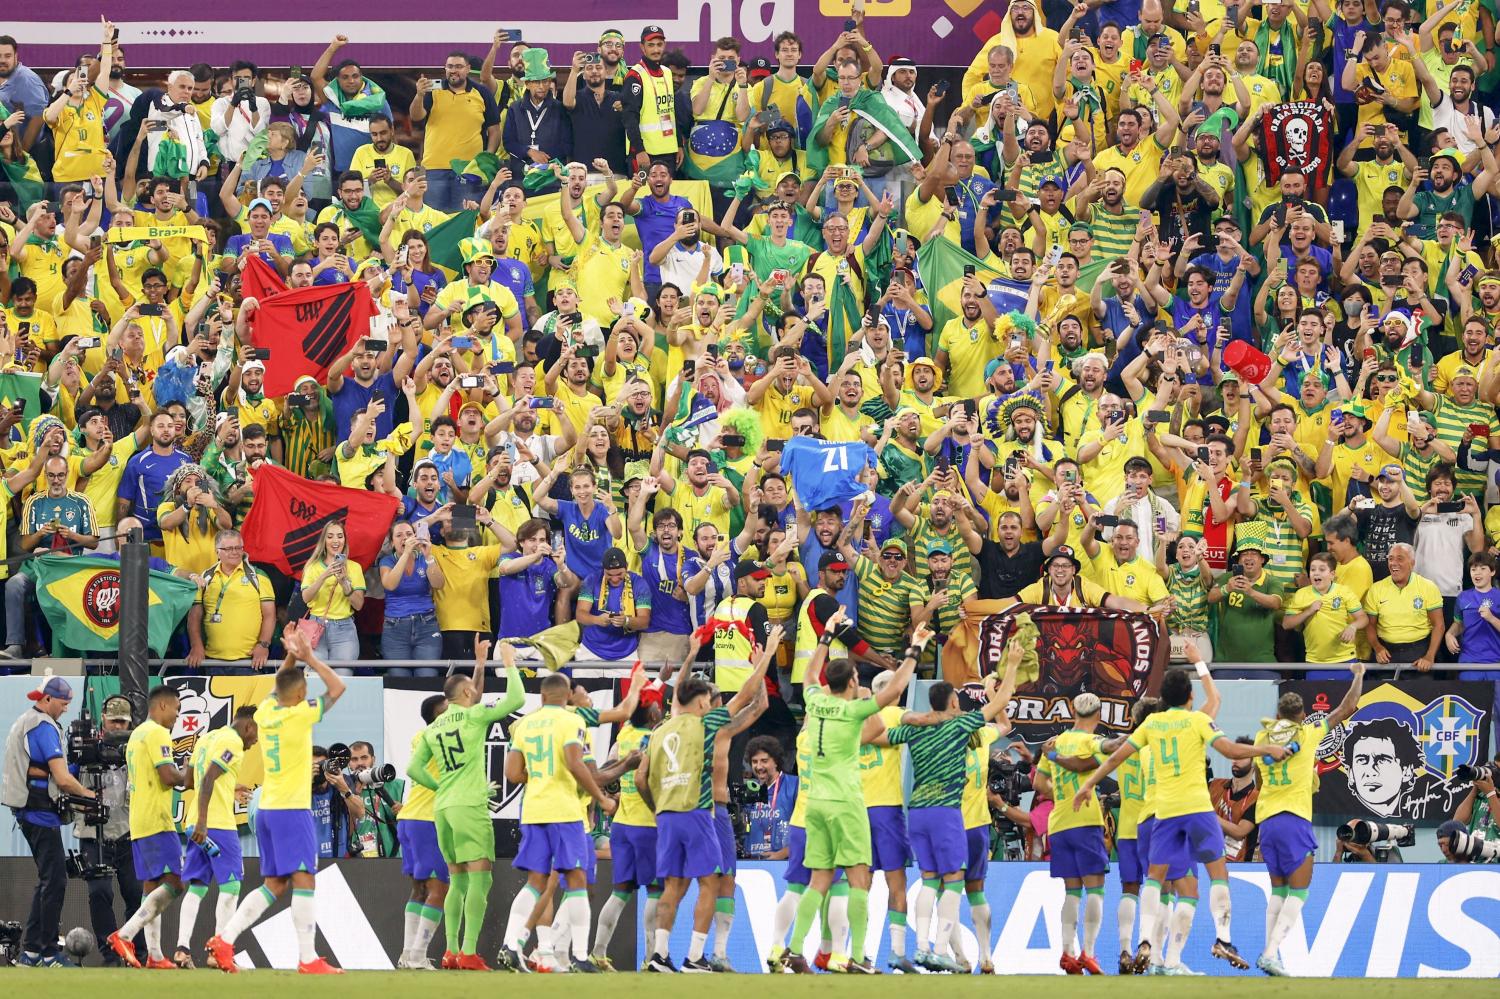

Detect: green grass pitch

[0,970,1477,995]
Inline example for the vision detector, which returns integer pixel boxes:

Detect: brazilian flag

[685,119,746,189]
[916,236,1028,333]
[32,554,197,655]
[808,90,920,175]
[424,209,482,278]
[0,372,43,417]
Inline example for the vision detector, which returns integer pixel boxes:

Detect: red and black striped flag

[241,464,400,576]
[242,257,377,396]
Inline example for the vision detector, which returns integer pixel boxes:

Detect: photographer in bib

[73,696,143,967]
[1,676,98,967]
[346,740,402,858]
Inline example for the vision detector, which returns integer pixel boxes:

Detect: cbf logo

[1418,694,1484,779]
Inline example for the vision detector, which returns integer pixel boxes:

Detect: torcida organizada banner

[18,0,1009,68]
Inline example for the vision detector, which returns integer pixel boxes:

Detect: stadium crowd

[5,3,1500,683]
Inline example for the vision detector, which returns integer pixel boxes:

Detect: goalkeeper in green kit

[783,615,931,975]
[406,639,526,971]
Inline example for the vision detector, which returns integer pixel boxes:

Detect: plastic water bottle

[198,835,221,858]
[1262,741,1300,766]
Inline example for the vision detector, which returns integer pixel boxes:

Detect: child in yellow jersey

[1252,666,1364,977]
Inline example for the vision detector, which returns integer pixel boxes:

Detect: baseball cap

[246,198,274,216]
[602,547,629,570]
[1039,175,1065,189]
[927,539,954,557]
[735,559,771,581]
[748,56,774,80]
[1378,463,1404,481]
[27,675,73,702]
[1073,692,1101,717]
[818,551,851,572]
[880,537,908,556]
[102,695,132,721]
[641,25,666,41]
[767,123,796,140]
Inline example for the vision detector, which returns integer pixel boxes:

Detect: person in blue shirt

[576,547,652,662]
[117,410,190,542]
[425,417,473,504]
[326,336,414,442]
[741,735,799,860]
[497,519,576,644]
[639,508,693,662]
[1454,554,1500,710]
[400,460,448,545]
[378,519,445,673]
[2,676,97,966]
[623,161,694,292]
[536,466,621,590]
[223,199,295,276]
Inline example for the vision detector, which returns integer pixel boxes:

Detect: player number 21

[822,447,849,473]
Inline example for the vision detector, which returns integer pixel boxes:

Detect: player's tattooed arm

[1324,662,1366,729]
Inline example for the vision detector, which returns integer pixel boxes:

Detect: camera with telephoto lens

[1337,819,1416,848]
[1437,821,1500,863]
[726,779,769,851]
[349,763,396,787]
[316,743,351,789]
[1453,761,1500,784]
[67,711,128,769]
[0,920,23,966]
[987,755,1032,806]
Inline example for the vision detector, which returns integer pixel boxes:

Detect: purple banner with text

[20,1,1006,69]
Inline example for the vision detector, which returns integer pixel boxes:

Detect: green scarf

[331,196,384,245]
[1254,17,1298,98]
[452,150,503,184]
[152,135,189,179]
[807,89,921,174]
[323,79,388,118]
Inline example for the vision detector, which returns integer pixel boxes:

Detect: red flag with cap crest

[241,464,400,576]
[242,262,377,396]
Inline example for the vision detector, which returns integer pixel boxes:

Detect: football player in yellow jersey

[177,705,258,968]
[106,684,189,966]
[1035,693,1112,976]
[394,693,450,970]
[207,627,348,975]
[1254,665,1365,977]
[1112,696,1162,974]
[955,705,1002,974]
[499,672,617,973]
[1076,665,1289,976]
[591,682,665,967]
[107,685,191,969]
[859,673,918,972]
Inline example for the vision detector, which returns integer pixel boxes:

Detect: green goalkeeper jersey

[409,663,525,810]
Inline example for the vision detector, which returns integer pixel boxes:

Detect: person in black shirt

[1354,462,1422,580]
[1141,151,1218,248]
[977,510,1044,600]
[562,49,629,177]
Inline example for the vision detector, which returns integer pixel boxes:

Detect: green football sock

[445,872,467,952]
[463,870,492,956]
[790,887,826,957]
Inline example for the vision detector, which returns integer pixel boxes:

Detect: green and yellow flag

[915,235,1028,333]
[32,554,197,655]
[425,209,482,278]
[0,372,43,417]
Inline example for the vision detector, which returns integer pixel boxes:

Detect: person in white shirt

[650,207,723,294]
[146,70,211,180]
[210,61,272,164]
[878,57,926,207]
[1104,456,1179,554]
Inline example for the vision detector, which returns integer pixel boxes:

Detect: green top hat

[520,48,554,82]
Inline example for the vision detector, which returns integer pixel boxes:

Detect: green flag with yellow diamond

[32,554,197,654]
[0,372,43,418]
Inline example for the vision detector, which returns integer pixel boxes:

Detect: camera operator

[1447,758,1500,862]
[1334,819,1411,863]
[0,676,96,966]
[75,696,143,967]
[741,736,797,860]
[310,744,364,859]
[987,747,1036,861]
[346,741,401,858]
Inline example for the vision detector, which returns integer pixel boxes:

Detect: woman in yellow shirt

[756,527,808,674]
[155,464,231,576]
[300,521,366,665]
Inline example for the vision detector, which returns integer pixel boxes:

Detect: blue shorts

[514,820,590,874]
[655,810,718,880]
[182,828,242,886]
[1049,825,1109,879]
[1258,812,1316,878]
[907,806,966,875]
[1117,837,1143,885]
[397,819,449,883]
[964,825,990,882]
[1135,816,1190,882]
[714,806,737,876]
[610,822,657,887]
[256,809,318,877]
[1150,811,1225,871]
[868,806,910,872]
[132,830,184,881]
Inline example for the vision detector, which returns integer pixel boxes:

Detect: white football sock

[1165,897,1196,967]
[291,889,317,964]
[1117,893,1138,955]
[1060,890,1081,957]
[178,886,205,950]
[594,891,627,954]
[1083,889,1104,955]
[222,885,274,945]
